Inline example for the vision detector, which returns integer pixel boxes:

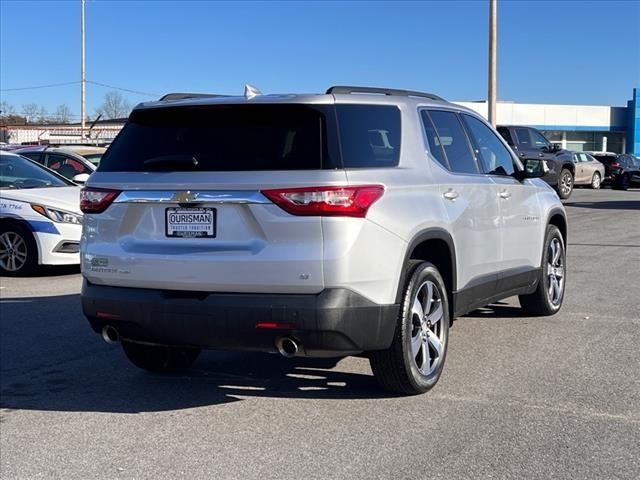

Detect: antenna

[244,84,262,99]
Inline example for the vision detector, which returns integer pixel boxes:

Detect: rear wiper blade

[143,154,199,169]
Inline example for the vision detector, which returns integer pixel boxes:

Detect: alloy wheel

[561,173,573,196]
[410,280,445,376]
[547,237,565,306]
[0,232,28,272]
[592,173,601,189]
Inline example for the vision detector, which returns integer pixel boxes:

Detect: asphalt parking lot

[1,188,639,480]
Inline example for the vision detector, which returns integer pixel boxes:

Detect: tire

[557,169,574,199]
[590,172,601,190]
[0,222,38,276]
[614,174,630,191]
[121,341,201,373]
[369,262,450,395]
[519,225,566,316]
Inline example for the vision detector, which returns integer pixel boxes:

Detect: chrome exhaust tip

[101,325,120,344]
[275,337,299,358]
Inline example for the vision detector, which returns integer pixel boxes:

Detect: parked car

[0,151,83,275]
[80,85,567,395]
[15,146,96,183]
[585,152,640,190]
[58,146,106,167]
[497,125,575,199]
[571,152,605,189]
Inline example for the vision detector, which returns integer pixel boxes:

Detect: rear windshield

[98,103,401,172]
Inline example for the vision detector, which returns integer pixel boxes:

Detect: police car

[0,151,83,275]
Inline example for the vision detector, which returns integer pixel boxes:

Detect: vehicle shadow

[464,302,524,319]
[0,294,394,415]
[0,265,80,279]
[563,199,640,210]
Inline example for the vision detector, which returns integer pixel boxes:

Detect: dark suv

[586,152,640,190]
[498,126,575,199]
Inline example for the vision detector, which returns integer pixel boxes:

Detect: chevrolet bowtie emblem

[172,191,198,203]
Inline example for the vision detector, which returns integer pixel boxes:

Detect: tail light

[611,162,620,168]
[80,187,121,213]
[261,185,384,218]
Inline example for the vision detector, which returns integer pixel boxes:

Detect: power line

[0,81,81,92]
[1,79,159,97]
[86,81,158,97]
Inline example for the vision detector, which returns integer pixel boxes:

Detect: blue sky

[1,0,639,119]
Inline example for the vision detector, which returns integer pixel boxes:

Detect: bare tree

[0,101,26,125]
[36,106,49,124]
[54,104,72,124]
[22,103,40,123]
[0,101,16,116]
[95,91,132,120]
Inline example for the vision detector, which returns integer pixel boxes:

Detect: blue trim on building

[627,87,640,155]
[529,125,627,132]
[27,220,59,235]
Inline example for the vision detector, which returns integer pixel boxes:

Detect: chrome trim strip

[113,190,270,204]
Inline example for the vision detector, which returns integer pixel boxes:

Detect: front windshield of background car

[0,154,72,189]
[630,155,640,167]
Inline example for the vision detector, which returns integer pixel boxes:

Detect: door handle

[519,152,525,157]
[499,190,511,199]
[443,190,459,201]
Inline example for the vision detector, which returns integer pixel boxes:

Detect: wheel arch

[396,228,457,323]
[547,208,568,244]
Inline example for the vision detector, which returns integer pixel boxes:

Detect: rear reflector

[256,322,296,330]
[96,311,121,320]
[261,185,384,218]
[80,188,121,213]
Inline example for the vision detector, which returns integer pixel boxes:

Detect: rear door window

[99,104,335,172]
[335,105,401,167]
[515,128,532,148]
[428,110,479,174]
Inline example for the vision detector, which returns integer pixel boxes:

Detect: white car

[0,151,83,275]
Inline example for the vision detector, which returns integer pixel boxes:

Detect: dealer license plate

[165,208,216,238]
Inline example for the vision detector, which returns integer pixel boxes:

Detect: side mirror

[514,158,546,181]
[72,173,90,184]
[551,143,562,152]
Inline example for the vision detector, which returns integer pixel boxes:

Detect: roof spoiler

[326,85,444,102]
[158,93,229,101]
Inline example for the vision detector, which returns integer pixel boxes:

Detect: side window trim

[419,109,451,170]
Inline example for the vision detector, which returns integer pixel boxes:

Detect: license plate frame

[165,207,217,238]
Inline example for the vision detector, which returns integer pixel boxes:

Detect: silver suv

[80,86,567,395]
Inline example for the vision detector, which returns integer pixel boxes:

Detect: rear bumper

[81,280,399,357]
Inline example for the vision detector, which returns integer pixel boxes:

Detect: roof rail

[158,93,228,101]
[326,86,445,102]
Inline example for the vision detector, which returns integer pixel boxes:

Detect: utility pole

[81,0,86,140]
[488,0,497,127]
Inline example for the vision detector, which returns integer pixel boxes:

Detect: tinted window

[420,110,448,169]
[497,127,514,146]
[592,155,616,165]
[531,130,550,149]
[515,128,531,147]
[21,152,43,164]
[462,115,514,176]
[0,154,70,189]
[428,110,478,174]
[336,105,400,167]
[100,104,333,172]
[47,153,91,177]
